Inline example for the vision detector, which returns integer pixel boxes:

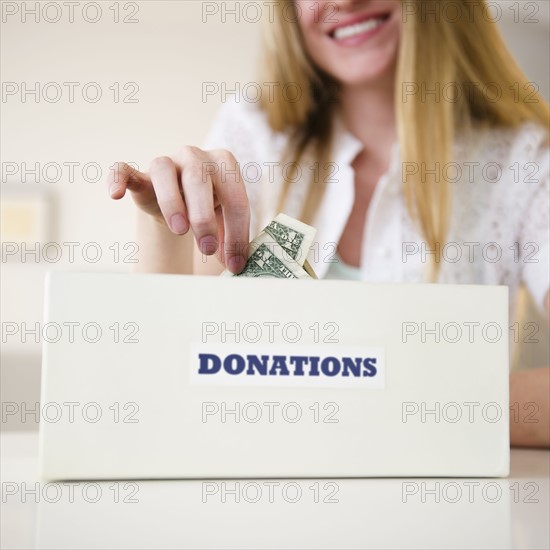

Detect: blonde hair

[259,0,549,280]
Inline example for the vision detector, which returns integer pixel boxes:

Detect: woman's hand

[107,147,250,274]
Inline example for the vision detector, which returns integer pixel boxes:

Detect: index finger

[207,150,250,274]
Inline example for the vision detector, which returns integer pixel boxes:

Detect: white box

[39,272,510,479]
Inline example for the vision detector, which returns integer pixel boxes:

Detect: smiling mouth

[329,14,391,41]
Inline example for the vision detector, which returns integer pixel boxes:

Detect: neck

[338,73,397,157]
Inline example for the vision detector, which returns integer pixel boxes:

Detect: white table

[1,432,549,549]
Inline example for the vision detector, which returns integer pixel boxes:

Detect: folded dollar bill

[222,213,318,279]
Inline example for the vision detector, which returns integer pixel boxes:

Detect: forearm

[134,210,193,274]
[509,366,550,448]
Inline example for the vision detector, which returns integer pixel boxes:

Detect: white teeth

[333,17,384,40]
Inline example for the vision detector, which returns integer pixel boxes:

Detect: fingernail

[228,255,246,274]
[170,214,188,234]
[199,235,218,255]
[109,184,120,196]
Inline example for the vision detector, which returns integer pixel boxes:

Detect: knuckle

[213,149,237,165]
[188,212,216,232]
[149,156,173,173]
[179,145,203,160]
[212,150,238,177]
[184,163,208,184]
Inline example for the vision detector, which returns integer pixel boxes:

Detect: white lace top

[203,99,550,320]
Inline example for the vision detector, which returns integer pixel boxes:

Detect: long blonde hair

[259,0,549,280]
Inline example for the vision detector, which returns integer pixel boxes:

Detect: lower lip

[330,16,390,47]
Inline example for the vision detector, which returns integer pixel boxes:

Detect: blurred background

[1,0,549,430]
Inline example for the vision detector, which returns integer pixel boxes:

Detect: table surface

[1,432,549,550]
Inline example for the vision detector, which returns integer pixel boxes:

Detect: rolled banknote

[221,213,318,279]
[263,213,316,266]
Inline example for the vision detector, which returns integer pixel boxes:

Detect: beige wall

[1,0,549,430]
[1,0,261,429]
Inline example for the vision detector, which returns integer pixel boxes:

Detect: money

[263,213,315,266]
[222,213,317,279]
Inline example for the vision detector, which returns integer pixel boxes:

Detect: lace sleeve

[519,134,550,313]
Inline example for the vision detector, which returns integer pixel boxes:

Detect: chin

[326,52,398,88]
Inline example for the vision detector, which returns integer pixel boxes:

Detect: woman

[107,0,549,446]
